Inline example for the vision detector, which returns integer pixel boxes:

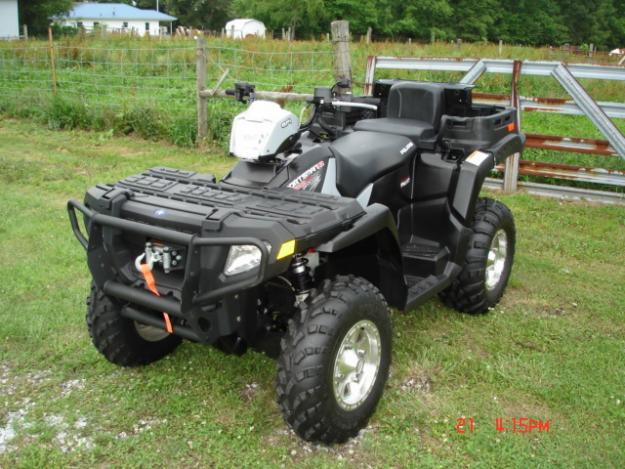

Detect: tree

[497,0,567,46]
[449,0,501,42]
[93,0,230,31]
[387,0,453,40]
[231,0,329,38]
[19,0,73,36]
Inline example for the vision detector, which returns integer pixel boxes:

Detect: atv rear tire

[86,283,182,367]
[440,198,515,314]
[277,275,391,444]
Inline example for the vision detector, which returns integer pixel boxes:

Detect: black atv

[68,79,524,443]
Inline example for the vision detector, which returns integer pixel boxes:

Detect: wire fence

[0,40,334,145]
[0,42,334,105]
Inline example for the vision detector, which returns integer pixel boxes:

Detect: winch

[136,241,185,274]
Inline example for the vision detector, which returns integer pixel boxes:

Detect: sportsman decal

[287,161,326,191]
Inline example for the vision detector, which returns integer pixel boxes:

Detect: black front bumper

[68,167,364,343]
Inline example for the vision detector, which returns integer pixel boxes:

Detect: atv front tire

[440,198,515,313]
[86,283,182,366]
[277,275,391,443]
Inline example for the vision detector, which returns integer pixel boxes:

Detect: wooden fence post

[503,60,522,193]
[47,27,57,95]
[366,27,372,44]
[22,24,28,39]
[498,39,503,56]
[330,20,352,94]
[196,37,208,146]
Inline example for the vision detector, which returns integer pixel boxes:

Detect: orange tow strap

[139,263,174,334]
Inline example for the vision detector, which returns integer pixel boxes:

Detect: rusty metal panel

[525,133,617,156]
[494,160,625,186]
[472,92,625,119]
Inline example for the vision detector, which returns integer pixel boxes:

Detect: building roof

[58,3,176,21]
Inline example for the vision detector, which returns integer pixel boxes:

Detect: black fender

[317,203,398,252]
[491,132,525,164]
[316,203,406,308]
[452,133,525,222]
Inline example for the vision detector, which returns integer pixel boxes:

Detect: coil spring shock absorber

[290,254,311,303]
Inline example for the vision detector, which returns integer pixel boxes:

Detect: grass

[1,117,624,467]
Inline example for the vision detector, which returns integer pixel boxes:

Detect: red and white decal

[288,161,326,191]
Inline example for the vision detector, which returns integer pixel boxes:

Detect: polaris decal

[400,141,414,155]
[288,161,326,191]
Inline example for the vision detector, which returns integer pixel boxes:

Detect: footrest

[401,243,449,277]
[404,263,461,311]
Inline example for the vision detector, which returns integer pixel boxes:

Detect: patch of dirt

[0,364,16,396]
[43,413,94,453]
[1,366,96,455]
[60,378,86,398]
[0,398,34,454]
[400,372,433,393]
[240,382,259,403]
[117,417,166,440]
[265,424,378,467]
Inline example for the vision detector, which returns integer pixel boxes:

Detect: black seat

[331,131,417,198]
[354,82,444,145]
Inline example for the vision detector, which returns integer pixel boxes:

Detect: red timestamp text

[454,417,550,434]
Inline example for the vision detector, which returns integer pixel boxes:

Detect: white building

[56,3,176,37]
[225,19,266,39]
[0,0,19,39]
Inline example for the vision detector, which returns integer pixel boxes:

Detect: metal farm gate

[364,57,625,204]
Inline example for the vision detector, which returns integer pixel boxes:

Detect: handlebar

[329,101,378,111]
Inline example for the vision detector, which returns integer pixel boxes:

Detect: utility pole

[156,0,159,12]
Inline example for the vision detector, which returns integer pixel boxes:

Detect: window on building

[77,21,83,29]
[145,22,150,31]
[123,22,128,28]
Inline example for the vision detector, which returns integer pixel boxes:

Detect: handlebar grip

[225,89,235,96]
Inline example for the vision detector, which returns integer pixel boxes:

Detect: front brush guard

[68,199,270,342]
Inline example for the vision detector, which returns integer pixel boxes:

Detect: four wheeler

[68,78,524,443]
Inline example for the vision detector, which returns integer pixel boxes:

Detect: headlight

[224,244,267,276]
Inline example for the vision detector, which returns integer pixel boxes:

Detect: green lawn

[0,118,624,468]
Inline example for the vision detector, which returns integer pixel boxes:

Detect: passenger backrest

[387,82,444,130]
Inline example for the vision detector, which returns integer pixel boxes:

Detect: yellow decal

[276,240,296,260]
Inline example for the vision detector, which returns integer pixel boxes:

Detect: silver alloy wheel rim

[485,229,508,291]
[332,319,382,411]
[134,321,169,342]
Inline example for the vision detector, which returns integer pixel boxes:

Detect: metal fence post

[331,20,352,94]
[503,60,522,193]
[47,27,58,95]
[196,37,208,146]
